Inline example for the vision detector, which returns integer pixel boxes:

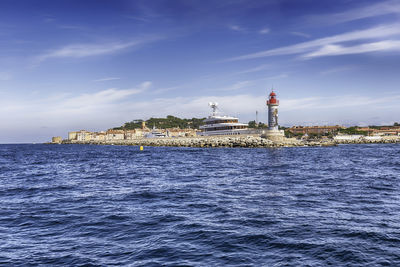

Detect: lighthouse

[267,90,279,130]
[262,89,285,141]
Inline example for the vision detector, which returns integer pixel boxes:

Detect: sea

[0,144,399,266]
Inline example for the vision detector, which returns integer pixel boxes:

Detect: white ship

[199,102,248,136]
[144,126,167,138]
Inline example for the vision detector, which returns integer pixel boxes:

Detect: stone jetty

[334,136,400,145]
[63,135,339,148]
[60,134,400,148]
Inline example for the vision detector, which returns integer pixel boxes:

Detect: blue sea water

[0,144,400,266]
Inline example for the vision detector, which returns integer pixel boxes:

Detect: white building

[106,130,125,141]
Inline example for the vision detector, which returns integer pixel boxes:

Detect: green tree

[248,120,256,128]
[114,116,206,130]
[338,127,367,136]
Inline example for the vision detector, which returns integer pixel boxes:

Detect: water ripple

[1,144,400,265]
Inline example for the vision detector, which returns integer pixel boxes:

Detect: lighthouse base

[261,129,285,142]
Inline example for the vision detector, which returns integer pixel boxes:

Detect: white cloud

[215,75,288,92]
[320,65,355,75]
[221,80,252,91]
[2,83,400,143]
[152,85,190,94]
[62,81,151,108]
[280,94,400,111]
[228,24,400,61]
[126,94,265,120]
[229,25,245,32]
[290,32,310,38]
[37,41,139,62]
[0,81,151,120]
[35,36,163,63]
[58,25,87,30]
[93,77,121,82]
[265,73,288,80]
[259,28,270,34]
[233,64,271,75]
[59,88,143,109]
[307,0,400,25]
[303,40,400,58]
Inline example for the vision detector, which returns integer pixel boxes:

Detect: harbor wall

[61,135,400,148]
[63,135,337,148]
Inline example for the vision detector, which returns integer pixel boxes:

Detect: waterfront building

[76,130,93,141]
[106,129,124,140]
[51,136,62,144]
[357,126,400,136]
[68,131,77,141]
[289,125,344,135]
[125,129,145,139]
[166,128,198,137]
[92,132,106,141]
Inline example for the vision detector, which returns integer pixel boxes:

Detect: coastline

[56,135,400,148]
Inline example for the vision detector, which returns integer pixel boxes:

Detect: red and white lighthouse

[266,90,279,130]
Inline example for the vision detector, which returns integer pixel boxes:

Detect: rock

[62,135,400,148]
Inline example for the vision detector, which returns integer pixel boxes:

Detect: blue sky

[1,0,400,143]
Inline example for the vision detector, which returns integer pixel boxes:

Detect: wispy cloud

[229,25,245,32]
[219,74,287,91]
[152,85,184,94]
[265,74,288,80]
[58,25,87,30]
[0,81,152,142]
[35,36,163,64]
[281,94,400,111]
[93,77,121,82]
[123,15,151,23]
[37,41,139,62]
[55,81,152,109]
[320,65,355,75]
[259,28,270,34]
[307,0,400,25]
[290,32,310,38]
[42,15,55,23]
[228,24,400,61]
[221,80,252,91]
[303,40,400,58]
[232,64,271,75]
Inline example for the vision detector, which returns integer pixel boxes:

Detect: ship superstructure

[199,102,248,136]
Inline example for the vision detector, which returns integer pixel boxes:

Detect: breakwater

[334,136,400,144]
[63,135,336,148]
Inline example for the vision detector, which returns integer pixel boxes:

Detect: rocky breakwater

[65,135,337,148]
[334,136,400,145]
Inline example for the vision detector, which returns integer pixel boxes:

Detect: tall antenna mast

[208,102,219,116]
[256,110,259,125]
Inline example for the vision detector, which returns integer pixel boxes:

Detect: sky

[1,0,400,143]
